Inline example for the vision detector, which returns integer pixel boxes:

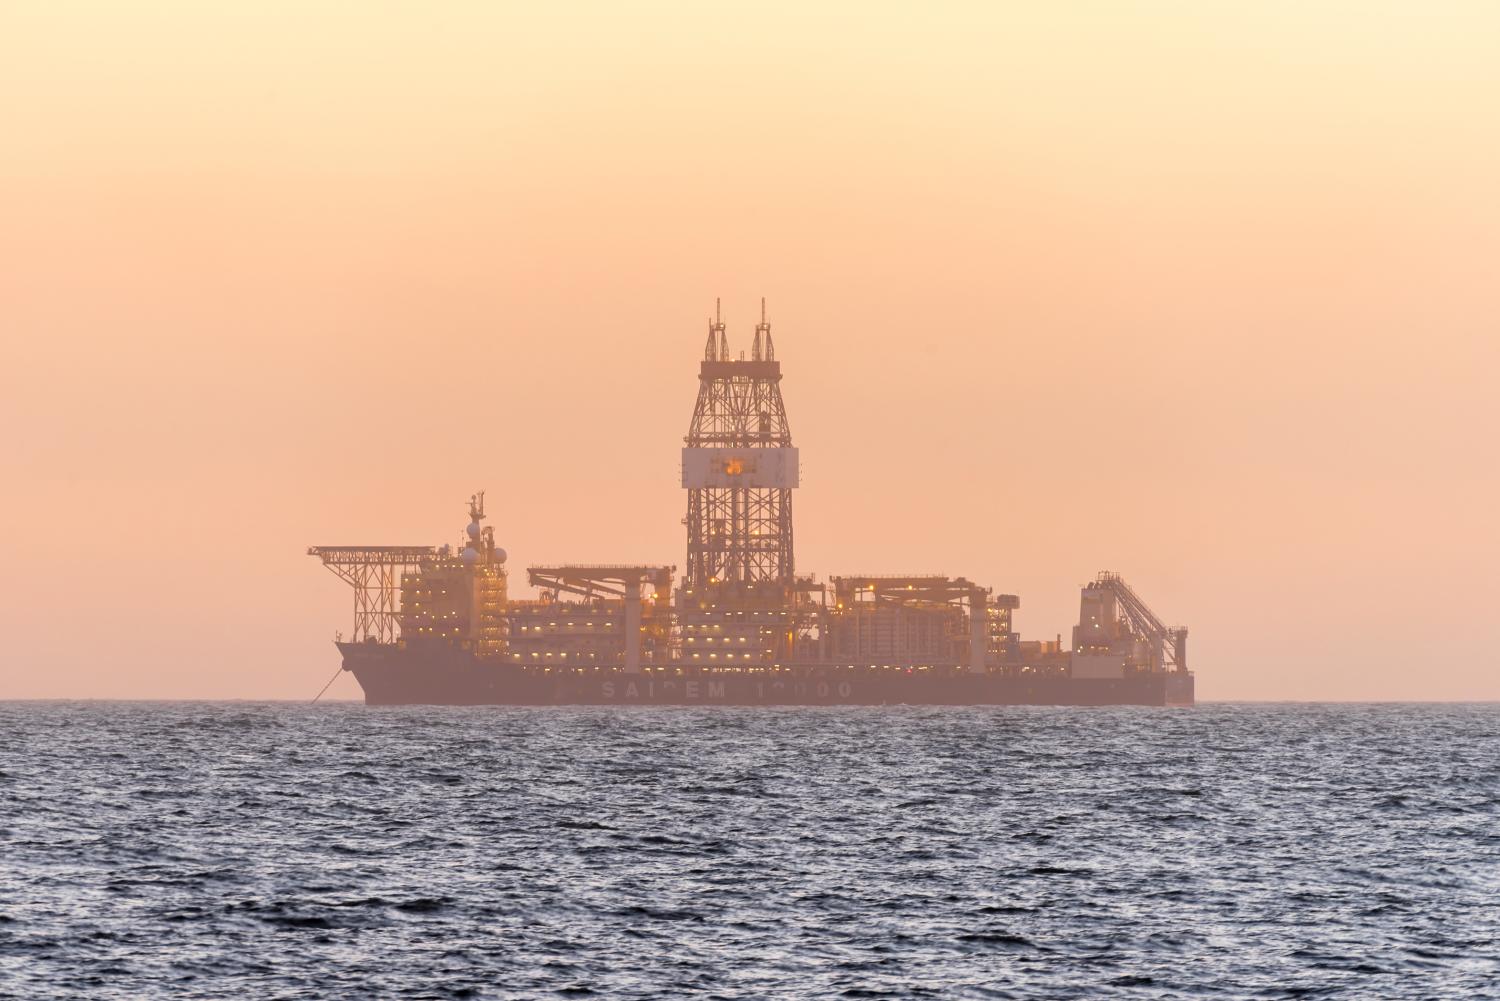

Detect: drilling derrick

[680,299,800,666]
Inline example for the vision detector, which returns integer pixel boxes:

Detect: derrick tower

[682,299,799,590]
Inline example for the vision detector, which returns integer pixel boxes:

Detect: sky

[2,2,1497,700]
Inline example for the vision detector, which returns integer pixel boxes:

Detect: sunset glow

[3,2,1497,699]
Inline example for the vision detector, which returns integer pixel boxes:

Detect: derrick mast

[683,299,798,586]
[680,299,800,665]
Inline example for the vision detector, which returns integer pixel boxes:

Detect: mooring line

[310,666,343,703]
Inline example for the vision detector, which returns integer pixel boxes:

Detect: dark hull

[336,643,1194,707]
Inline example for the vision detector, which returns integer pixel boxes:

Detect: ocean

[1,702,1496,999]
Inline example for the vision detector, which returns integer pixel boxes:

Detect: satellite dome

[461,546,478,564]
[466,521,482,539]
[493,547,507,564]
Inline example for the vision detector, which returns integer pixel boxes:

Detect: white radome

[461,546,478,564]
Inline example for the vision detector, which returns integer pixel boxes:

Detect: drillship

[309,303,1193,706]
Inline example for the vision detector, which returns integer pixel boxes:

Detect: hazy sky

[3,2,1497,700]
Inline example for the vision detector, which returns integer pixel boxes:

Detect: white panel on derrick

[681,447,800,489]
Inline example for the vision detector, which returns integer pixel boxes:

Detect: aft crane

[1088,572,1189,672]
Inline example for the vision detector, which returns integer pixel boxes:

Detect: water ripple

[0,702,1497,999]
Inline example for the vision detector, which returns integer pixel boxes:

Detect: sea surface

[1,702,1496,1000]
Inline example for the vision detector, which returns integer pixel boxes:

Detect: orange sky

[2,2,1497,700]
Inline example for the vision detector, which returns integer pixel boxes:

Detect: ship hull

[336,643,1194,707]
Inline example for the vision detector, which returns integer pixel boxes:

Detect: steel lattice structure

[683,300,796,587]
[308,546,436,643]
